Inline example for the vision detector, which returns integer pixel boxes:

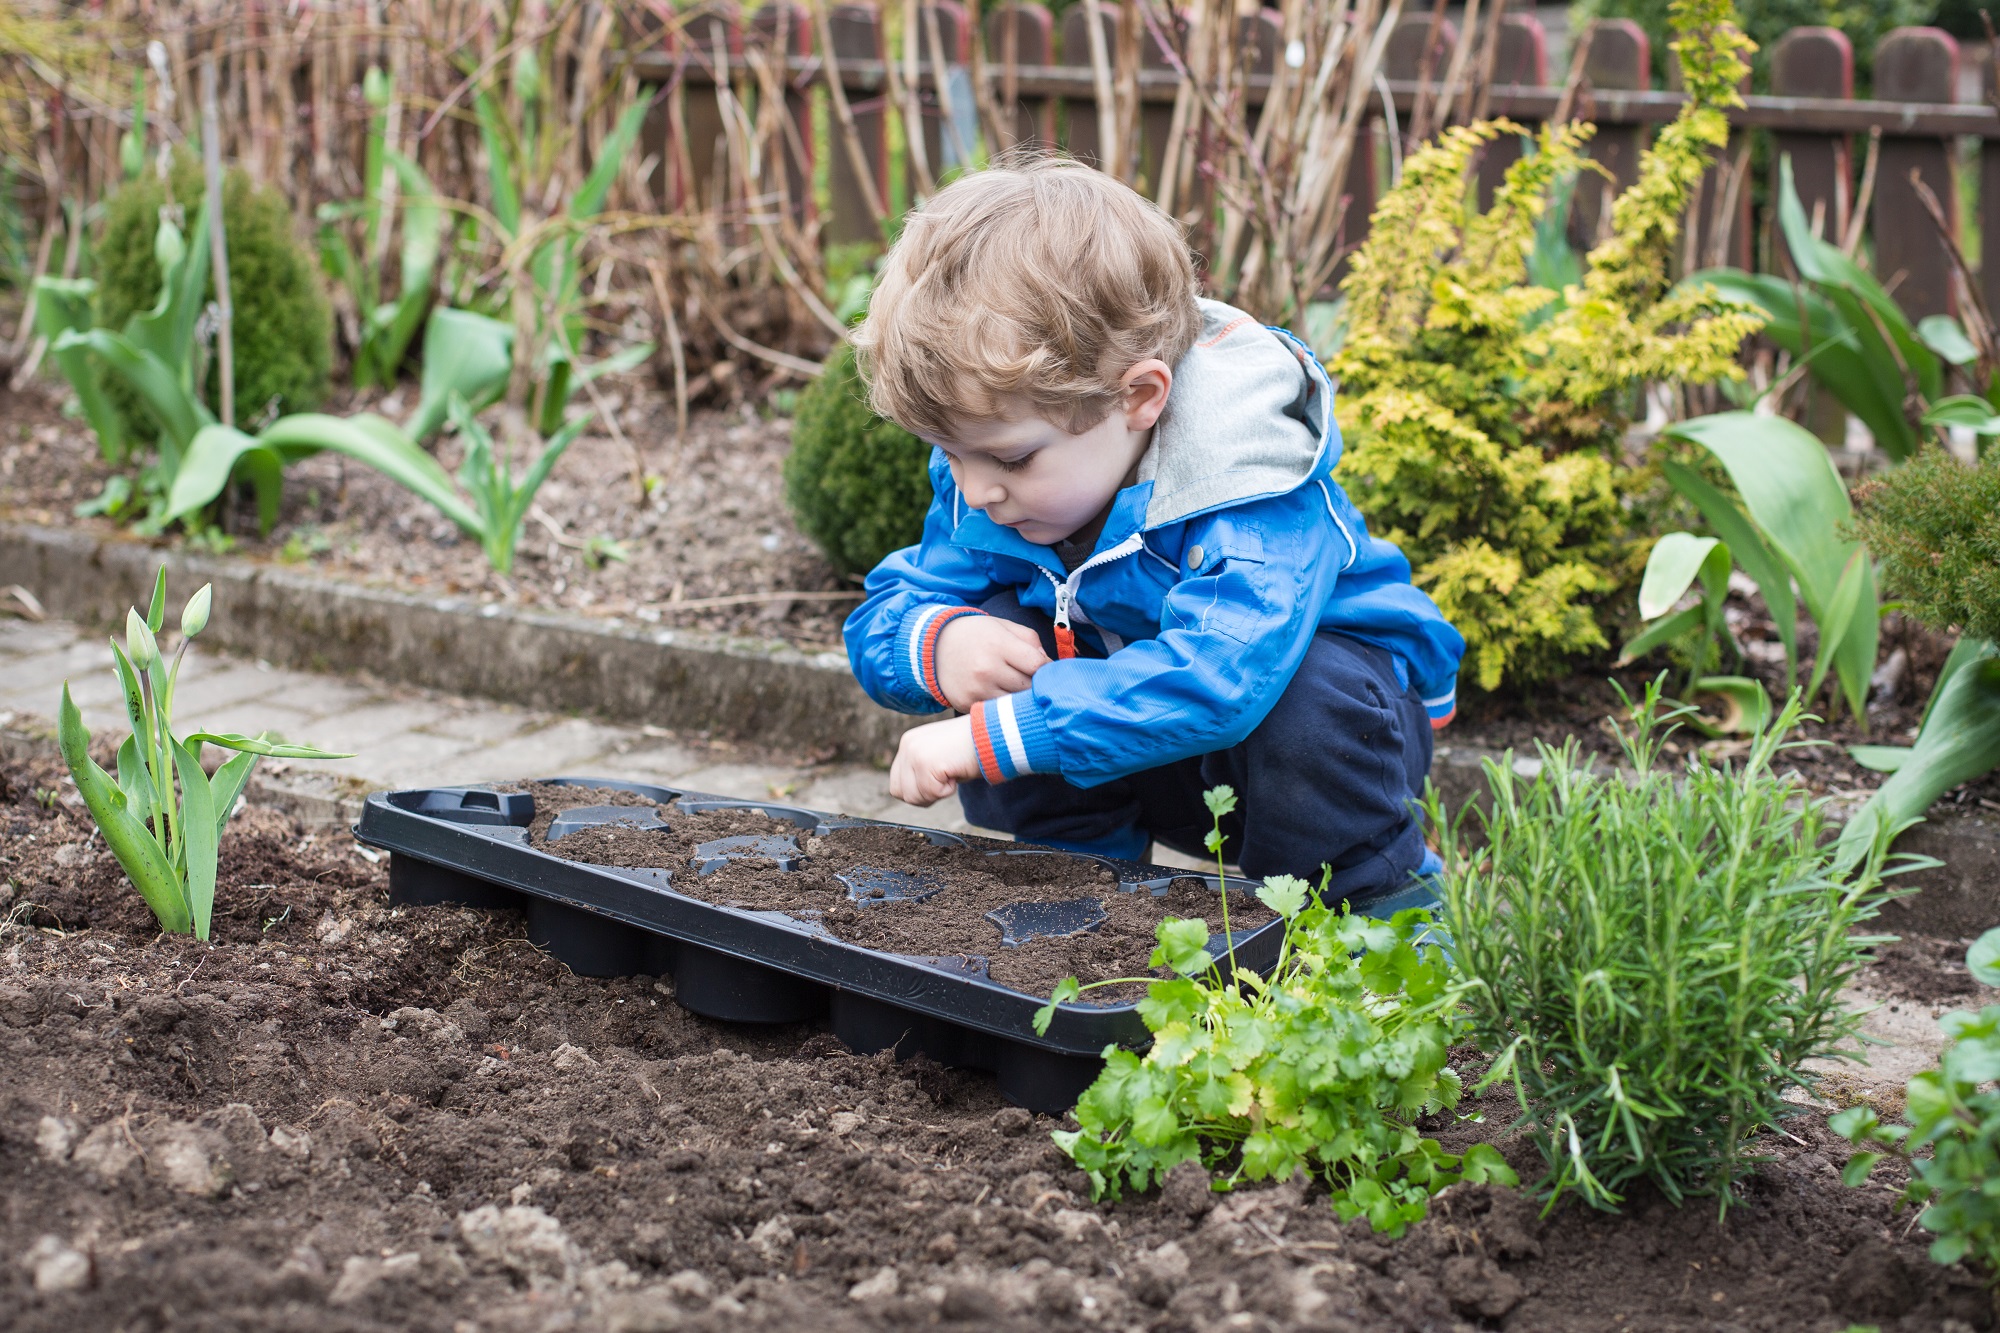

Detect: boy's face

[927,361,1172,547]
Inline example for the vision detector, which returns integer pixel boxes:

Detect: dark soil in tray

[0,755,1987,1332]
[517,787,1274,997]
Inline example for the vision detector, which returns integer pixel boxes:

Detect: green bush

[1851,447,2000,643]
[783,341,934,578]
[1436,683,1890,1212]
[96,161,331,439]
[1835,928,2000,1277]
[1332,0,1762,693]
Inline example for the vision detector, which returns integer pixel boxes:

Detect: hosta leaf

[1639,532,1721,620]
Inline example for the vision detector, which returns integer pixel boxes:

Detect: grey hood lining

[1135,299,1329,530]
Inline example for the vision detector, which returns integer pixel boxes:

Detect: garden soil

[2,756,1989,1333]
[518,785,1273,996]
[0,377,861,653]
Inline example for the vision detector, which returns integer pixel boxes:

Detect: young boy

[842,158,1464,903]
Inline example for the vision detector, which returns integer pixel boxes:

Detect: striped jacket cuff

[970,692,1060,783]
[1424,685,1457,731]
[901,604,984,709]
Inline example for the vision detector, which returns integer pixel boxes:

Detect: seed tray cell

[357,777,1328,1110]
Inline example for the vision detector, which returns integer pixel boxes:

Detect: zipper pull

[1052,583,1077,660]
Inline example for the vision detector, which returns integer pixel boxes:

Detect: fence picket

[985,2,1055,152]
[826,4,889,245]
[1873,27,1960,320]
[1572,19,1649,249]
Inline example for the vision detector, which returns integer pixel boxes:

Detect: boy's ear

[1121,360,1174,431]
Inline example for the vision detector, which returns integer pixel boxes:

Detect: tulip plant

[57,568,351,939]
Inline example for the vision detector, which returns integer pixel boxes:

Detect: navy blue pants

[956,592,1436,900]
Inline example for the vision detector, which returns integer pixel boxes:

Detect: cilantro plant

[1834,928,2000,1279]
[1035,787,1513,1236]
[1437,681,1897,1215]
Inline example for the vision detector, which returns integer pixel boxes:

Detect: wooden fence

[11,5,2000,330]
[639,7,2000,322]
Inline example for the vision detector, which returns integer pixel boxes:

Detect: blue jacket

[844,300,1465,788]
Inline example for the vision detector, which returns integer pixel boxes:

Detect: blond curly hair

[849,155,1201,440]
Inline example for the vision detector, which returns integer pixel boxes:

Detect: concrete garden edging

[0,521,921,761]
[2,519,1992,936]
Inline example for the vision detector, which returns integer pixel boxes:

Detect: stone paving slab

[0,614,964,835]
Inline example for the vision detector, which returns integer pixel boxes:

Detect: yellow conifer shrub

[1333,0,1762,692]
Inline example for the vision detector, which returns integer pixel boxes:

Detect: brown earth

[515,784,1274,997]
[0,754,1991,1332]
[0,375,859,654]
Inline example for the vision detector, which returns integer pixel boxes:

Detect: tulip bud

[125,608,158,670]
[180,585,212,639]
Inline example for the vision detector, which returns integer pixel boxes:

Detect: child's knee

[1259,633,1433,804]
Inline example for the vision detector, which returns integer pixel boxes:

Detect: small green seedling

[1034,787,1506,1236]
[1835,927,2000,1279]
[57,567,352,940]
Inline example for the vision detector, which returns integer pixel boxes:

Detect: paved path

[0,614,977,836]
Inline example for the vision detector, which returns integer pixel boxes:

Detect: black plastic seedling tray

[353,778,1428,1111]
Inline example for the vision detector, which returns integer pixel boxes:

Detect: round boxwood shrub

[784,341,935,577]
[95,161,332,439]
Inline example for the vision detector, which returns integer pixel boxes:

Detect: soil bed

[514,784,1272,997]
[0,376,858,652]
[1,754,1986,1332]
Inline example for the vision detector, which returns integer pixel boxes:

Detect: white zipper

[1040,533,1145,653]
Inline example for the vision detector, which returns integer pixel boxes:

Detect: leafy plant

[1834,927,2000,1277]
[1837,450,2000,862]
[402,304,648,444]
[173,389,589,575]
[1690,156,1983,464]
[1034,787,1513,1236]
[783,342,934,578]
[462,46,653,421]
[1851,449,2000,644]
[1331,0,1762,693]
[1659,411,1878,721]
[1620,529,1770,732]
[56,569,349,939]
[93,160,331,441]
[1436,681,1896,1214]
[317,66,444,390]
[445,394,591,574]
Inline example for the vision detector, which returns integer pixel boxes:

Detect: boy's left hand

[889,715,980,807]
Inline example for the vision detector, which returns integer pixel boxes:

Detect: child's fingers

[988,665,1035,695]
[1000,636,1052,674]
[998,620,1046,650]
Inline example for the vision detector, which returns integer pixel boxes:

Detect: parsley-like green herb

[1035,787,1511,1236]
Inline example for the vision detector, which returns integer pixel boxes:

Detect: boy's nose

[964,473,1007,510]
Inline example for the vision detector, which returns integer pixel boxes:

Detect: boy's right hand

[935,615,1051,712]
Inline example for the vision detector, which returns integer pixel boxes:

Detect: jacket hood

[1136,298,1333,529]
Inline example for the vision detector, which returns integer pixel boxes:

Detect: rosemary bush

[1436,684,1893,1212]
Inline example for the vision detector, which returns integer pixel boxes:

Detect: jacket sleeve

[843,454,1005,715]
[965,488,1347,787]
